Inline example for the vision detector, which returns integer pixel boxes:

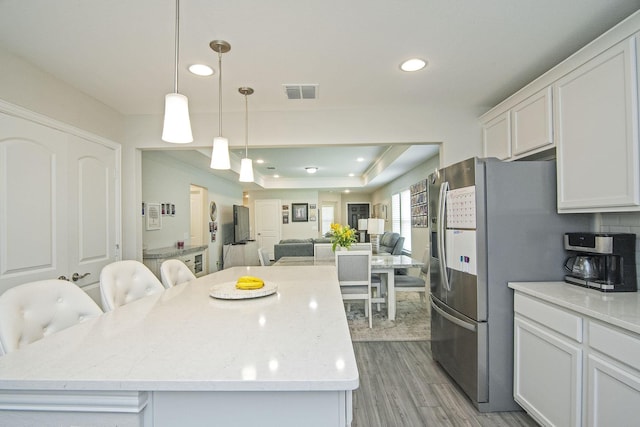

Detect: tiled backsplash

[598,212,640,290]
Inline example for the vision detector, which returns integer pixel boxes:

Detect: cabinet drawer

[589,321,640,371]
[514,293,583,342]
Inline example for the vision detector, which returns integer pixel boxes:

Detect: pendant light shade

[210,40,231,170]
[162,93,192,143]
[238,87,254,182]
[162,0,193,143]
[239,158,254,182]
[210,136,230,169]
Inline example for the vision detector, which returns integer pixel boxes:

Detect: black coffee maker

[564,232,637,292]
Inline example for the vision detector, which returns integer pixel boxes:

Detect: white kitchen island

[0,266,358,427]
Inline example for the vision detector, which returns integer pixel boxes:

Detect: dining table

[0,265,358,427]
[273,254,425,321]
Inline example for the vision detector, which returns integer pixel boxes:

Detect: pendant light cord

[218,50,223,137]
[244,93,249,158]
[173,0,180,93]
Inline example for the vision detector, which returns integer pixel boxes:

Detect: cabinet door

[555,37,639,212]
[587,354,640,427]
[514,316,582,427]
[512,87,553,156]
[482,111,511,160]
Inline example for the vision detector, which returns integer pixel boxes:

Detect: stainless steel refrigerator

[428,157,591,412]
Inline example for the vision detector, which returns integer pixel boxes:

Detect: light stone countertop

[0,266,358,392]
[508,281,640,335]
[142,244,208,259]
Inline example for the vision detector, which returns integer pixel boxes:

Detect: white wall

[0,47,124,142]
[142,151,242,273]
[247,189,320,240]
[0,44,484,264]
[372,153,440,257]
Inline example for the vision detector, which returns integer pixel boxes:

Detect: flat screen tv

[233,205,251,244]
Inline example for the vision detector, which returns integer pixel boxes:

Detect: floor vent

[283,84,318,100]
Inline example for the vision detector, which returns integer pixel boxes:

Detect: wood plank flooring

[351,341,538,427]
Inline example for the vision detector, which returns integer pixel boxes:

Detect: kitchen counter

[0,266,357,426]
[508,281,640,334]
[142,244,208,259]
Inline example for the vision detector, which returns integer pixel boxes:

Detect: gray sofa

[274,238,332,261]
[378,232,405,255]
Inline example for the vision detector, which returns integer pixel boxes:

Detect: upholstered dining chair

[258,248,272,266]
[160,259,196,288]
[394,249,430,303]
[0,279,103,355]
[314,243,334,261]
[99,260,164,312]
[336,250,373,328]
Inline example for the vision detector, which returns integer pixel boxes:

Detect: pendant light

[238,87,254,182]
[161,0,193,143]
[209,40,231,170]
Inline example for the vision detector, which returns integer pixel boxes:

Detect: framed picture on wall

[292,203,308,222]
[146,203,162,230]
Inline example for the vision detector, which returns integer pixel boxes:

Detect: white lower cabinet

[587,321,640,427]
[587,354,640,426]
[514,292,640,427]
[514,305,582,426]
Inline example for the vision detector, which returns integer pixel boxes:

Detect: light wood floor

[352,341,538,427]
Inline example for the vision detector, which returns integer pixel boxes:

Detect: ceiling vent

[283,84,318,100]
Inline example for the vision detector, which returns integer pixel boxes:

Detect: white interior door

[254,199,281,260]
[0,108,120,303]
[0,113,68,293]
[66,134,118,297]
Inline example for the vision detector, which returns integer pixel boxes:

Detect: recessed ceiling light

[273,174,280,178]
[400,58,427,72]
[356,157,364,162]
[344,189,351,193]
[256,159,265,164]
[306,167,318,174]
[348,173,355,177]
[188,64,214,76]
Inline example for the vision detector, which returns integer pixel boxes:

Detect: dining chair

[258,248,272,266]
[394,249,429,303]
[0,279,103,355]
[99,260,164,312]
[160,259,196,288]
[314,243,334,261]
[336,250,373,328]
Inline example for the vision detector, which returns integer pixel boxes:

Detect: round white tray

[209,280,277,300]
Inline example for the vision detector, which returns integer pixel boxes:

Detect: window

[391,189,412,253]
[321,204,335,235]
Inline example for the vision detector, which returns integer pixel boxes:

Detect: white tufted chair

[160,259,196,288]
[99,260,164,312]
[0,279,103,355]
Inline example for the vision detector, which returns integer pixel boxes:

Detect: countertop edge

[509,281,640,335]
[142,245,208,259]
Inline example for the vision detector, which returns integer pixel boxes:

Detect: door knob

[72,272,91,282]
[57,275,69,281]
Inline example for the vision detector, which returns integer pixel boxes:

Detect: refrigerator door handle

[430,296,476,332]
[437,181,451,291]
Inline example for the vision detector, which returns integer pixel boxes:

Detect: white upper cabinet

[555,36,639,212]
[481,88,553,161]
[482,111,511,160]
[481,11,640,213]
[512,87,553,156]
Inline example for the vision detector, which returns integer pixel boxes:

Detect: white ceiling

[1,0,638,191]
